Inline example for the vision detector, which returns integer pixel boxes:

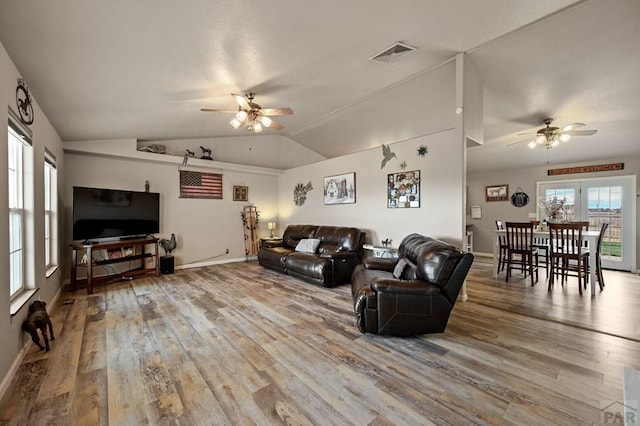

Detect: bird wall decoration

[381,144,397,169]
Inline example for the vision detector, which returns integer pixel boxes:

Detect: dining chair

[495,220,508,275]
[505,222,538,286]
[594,222,609,290]
[530,220,549,271]
[548,223,589,294]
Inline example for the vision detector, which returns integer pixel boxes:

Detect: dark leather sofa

[351,233,474,336]
[258,224,365,287]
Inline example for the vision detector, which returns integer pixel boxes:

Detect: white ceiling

[1,0,638,172]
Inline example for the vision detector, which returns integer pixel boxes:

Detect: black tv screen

[72,186,160,241]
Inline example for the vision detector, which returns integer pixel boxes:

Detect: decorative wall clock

[16,78,34,125]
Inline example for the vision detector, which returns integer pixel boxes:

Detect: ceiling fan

[514,118,597,149]
[200,93,293,133]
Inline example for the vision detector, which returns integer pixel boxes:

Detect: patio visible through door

[538,176,635,271]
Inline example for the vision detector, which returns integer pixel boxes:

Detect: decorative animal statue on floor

[160,233,177,256]
[22,301,55,351]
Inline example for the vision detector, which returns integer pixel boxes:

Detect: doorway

[538,176,636,271]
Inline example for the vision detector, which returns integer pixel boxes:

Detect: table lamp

[267,222,276,238]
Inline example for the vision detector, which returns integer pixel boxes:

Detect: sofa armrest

[319,251,358,260]
[362,257,397,272]
[371,279,442,295]
[262,239,284,248]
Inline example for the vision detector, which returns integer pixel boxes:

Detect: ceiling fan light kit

[525,118,596,150]
[202,92,293,133]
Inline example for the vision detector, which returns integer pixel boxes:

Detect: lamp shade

[267,222,276,230]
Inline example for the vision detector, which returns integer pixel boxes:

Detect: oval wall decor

[510,187,529,208]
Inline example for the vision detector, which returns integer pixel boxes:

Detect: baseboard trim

[0,283,63,402]
[0,338,31,403]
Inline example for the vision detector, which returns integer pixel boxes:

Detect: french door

[538,176,635,271]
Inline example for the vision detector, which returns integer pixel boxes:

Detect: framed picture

[323,172,356,204]
[387,170,420,208]
[233,185,248,202]
[485,184,509,202]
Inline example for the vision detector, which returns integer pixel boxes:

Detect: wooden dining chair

[594,222,609,290]
[548,223,590,294]
[530,220,549,271]
[505,222,538,286]
[495,220,508,274]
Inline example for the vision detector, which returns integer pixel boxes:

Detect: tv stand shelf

[70,237,160,294]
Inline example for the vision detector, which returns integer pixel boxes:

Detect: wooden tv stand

[70,237,160,294]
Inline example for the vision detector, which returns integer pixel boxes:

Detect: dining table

[493,228,601,296]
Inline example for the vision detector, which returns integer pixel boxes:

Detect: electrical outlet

[225,248,229,254]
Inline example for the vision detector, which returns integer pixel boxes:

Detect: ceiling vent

[369,42,416,63]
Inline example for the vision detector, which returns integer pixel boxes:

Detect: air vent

[369,42,416,63]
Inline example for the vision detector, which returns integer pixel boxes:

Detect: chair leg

[596,258,605,290]
[577,259,583,295]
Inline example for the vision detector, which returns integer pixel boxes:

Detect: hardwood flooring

[1,259,639,425]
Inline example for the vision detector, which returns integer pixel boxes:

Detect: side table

[363,244,398,259]
[259,237,281,248]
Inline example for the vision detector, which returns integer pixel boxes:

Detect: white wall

[0,41,65,393]
[64,144,281,269]
[467,155,640,269]
[278,127,466,248]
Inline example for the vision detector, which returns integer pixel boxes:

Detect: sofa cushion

[282,225,319,249]
[315,226,362,253]
[284,252,331,281]
[295,238,321,253]
[392,258,417,279]
[393,258,409,279]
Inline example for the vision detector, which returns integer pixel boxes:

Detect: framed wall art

[387,170,420,208]
[485,184,508,202]
[323,172,356,204]
[233,185,248,202]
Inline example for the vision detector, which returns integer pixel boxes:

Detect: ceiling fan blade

[231,93,250,109]
[563,129,597,136]
[269,119,285,130]
[200,108,238,113]
[560,122,586,132]
[260,107,293,116]
[507,139,531,147]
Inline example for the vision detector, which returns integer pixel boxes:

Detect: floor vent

[369,42,416,63]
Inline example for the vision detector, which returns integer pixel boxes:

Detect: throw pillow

[393,258,409,279]
[295,238,321,253]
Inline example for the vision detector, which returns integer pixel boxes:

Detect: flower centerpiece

[539,196,567,222]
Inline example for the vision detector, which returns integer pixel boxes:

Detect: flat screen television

[72,186,160,241]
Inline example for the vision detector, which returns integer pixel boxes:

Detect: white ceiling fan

[200,93,293,133]
[511,118,598,149]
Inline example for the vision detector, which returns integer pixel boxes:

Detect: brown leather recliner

[351,233,474,336]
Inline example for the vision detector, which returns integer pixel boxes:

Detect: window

[8,120,32,299]
[44,150,58,270]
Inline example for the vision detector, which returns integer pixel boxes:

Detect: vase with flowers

[539,196,567,223]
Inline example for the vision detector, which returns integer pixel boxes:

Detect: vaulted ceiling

[1,0,638,172]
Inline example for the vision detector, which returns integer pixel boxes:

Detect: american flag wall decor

[179,170,223,199]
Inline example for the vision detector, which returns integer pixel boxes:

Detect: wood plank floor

[1,258,639,425]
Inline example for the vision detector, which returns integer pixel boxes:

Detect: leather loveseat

[258,224,365,287]
[351,233,474,336]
